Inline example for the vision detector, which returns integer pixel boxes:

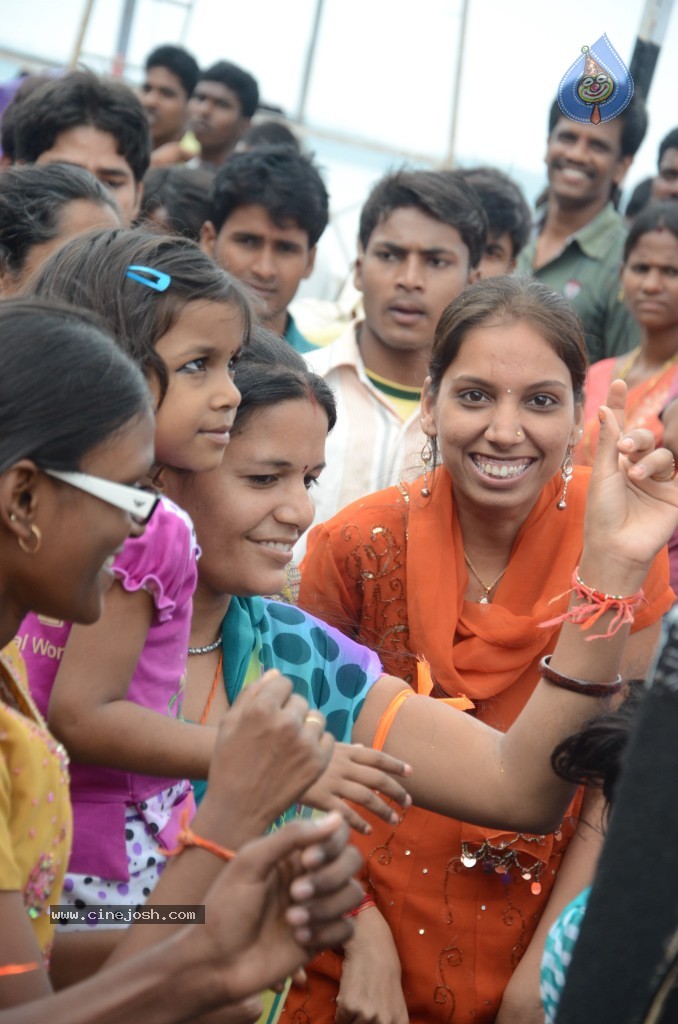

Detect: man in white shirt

[300,170,486,557]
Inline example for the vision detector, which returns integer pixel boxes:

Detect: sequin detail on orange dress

[291,469,672,1022]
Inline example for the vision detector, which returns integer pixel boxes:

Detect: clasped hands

[192,667,411,1008]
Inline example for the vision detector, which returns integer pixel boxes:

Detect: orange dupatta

[403,467,590,719]
[301,465,670,720]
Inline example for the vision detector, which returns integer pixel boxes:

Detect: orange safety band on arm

[373,687,475,752]
[372,689,416,751]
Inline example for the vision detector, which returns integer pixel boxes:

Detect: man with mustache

[517,96,647,363]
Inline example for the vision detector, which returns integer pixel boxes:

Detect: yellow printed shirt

[0,642,71,963]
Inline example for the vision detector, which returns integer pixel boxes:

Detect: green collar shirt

[517,202,639,364]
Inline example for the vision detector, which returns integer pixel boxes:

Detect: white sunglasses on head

[44,469,159,525]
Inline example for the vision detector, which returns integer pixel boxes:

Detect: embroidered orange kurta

[287,467,672,1024]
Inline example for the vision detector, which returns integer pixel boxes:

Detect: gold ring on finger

[659,457,677,482]
[304,710,325,728]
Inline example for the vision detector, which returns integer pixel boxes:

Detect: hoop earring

[557,449,574,510]
[18,523,42,554]
[421,438,434,498]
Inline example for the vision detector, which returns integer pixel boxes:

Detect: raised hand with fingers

[584,378,678,582]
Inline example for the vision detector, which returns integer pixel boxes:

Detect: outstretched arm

[353,383,678,832]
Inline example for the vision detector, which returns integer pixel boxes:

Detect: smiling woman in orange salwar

[290,277,674,1024]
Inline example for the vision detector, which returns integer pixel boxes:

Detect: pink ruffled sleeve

[112,497,199,624]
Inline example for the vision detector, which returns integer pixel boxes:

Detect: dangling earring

[421,438,434,498]
[557,448,574,510]
[18,523,42,554]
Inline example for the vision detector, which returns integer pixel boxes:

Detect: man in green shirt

[518,96,647,363]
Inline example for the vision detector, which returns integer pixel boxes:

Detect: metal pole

[68,0,97,70]
[442,0,471,168]
[295,0,325,125]
[179,0,196,45]
[112,0,138,77]
[629,0,675,99]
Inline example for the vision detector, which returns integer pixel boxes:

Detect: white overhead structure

[1,0,676,299]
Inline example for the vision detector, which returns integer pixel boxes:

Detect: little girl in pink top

[18,230,250,918]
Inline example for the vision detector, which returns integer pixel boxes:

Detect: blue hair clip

[126,265,171,292]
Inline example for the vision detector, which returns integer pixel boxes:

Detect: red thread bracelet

[539,567,646,640]
[345,894,376,918]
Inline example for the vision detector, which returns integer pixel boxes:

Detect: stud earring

[557,448,574,510]
[421,438,434,497]
[516,429,523,438]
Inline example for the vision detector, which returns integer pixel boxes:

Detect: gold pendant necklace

[464,553,507,604]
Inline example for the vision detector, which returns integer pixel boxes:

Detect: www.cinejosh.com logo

[558,33,634,125]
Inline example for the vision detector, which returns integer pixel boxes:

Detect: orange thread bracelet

[0,962,39,976]
[164,808,235,863]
